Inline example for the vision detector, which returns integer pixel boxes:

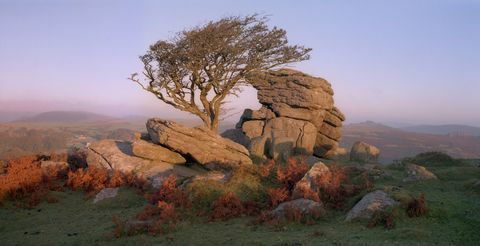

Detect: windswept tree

[130,15,311,132]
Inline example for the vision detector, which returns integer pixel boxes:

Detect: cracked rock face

[225,69,345,160]
[147,119,252,167]
[86,139,204,183]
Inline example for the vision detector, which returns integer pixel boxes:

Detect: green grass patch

[1,159,480,245]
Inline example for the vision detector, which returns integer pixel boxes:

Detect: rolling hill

[341,121,480,163]
[14,111,117,123]
[402,124,480,136]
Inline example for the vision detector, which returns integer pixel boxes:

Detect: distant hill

[0,111,36,122]
[402,124,480,136]
[14,111,116,123]
[341,121,480,163]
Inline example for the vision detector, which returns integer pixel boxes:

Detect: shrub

[0,156,43,202]
[157,201,178,222]
[136,204,162,220]
[66,166,109,195]
[145,175,191,208]
[258,159,275,178]
[404,151,456,167]
[276,157,309,191]
[112,215,126,238]
[226,167,265,202]
[266,187,289,208]
[115,200,179,238]
[253,210,276,225]
[312,164,351,209]
[0,155,65,207]
[187,179,224,212]
[66,166,148,197]
[282,203,324,224]
[407,193,427,217]
[123,172,149,192]
[293,185,321,202]
[108,170,127,187]
[67,147,88,169]
[210,192,244,220]
[242,200,262,216]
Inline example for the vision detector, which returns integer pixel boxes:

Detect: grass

[1,158,479,245]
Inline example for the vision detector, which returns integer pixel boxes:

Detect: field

[1,157,479,245]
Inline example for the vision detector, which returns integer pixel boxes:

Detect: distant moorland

[0,111,479,163]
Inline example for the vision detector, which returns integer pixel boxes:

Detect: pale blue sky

[0,0,479,126]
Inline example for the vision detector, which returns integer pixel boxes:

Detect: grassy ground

[1,159,479,245]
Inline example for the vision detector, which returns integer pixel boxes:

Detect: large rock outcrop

[86,139,201,179]
[147,119,252,167]
[226,69,345,160]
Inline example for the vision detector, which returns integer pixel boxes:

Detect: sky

[0,0,479,126]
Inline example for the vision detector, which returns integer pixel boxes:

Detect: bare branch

[131,14,311,132]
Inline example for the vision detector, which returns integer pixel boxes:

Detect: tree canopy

[130,14,311,132]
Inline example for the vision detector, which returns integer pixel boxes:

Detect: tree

[130,15,311,132]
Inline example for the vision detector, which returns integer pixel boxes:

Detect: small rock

[345,190,399,221]
[292,162,330,199]
[272,198,325,219]
[93,188,119,204]
[403,163,437,182]
[350,141,380,163]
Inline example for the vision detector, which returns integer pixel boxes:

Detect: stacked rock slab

[147,119,252,168]
[86,139,189,178]
[231,69,345,160]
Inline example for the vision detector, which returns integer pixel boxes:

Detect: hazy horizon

[1,0,479,126]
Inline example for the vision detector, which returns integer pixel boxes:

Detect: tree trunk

[210,116,219,133]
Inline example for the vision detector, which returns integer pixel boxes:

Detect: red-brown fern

[407,193,427,217]
[276,157,309,191]
[266,187,290,208]
[145,175,190,208]
[210,192,244,220]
